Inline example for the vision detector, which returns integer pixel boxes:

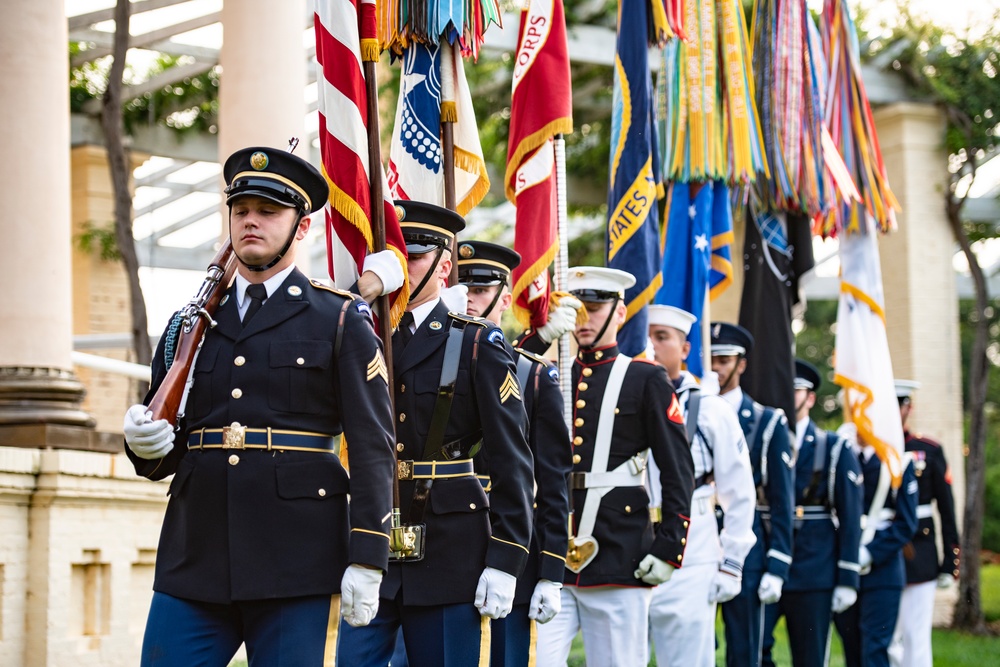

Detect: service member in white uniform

[645,306,757,667]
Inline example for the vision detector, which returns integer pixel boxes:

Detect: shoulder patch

[448,311,489,327]
[667,394,684,424]
[548,366,560,380]
[310,279,355,300]
[356,301,372,317]
[487,329,506,346]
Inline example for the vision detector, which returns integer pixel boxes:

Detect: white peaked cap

[647,305,697,335]
[566,266,636,298]
[894,379,921,398]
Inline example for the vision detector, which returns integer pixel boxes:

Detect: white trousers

[535,585,653,667]
[648,562,716,667]
[888,579,936,667]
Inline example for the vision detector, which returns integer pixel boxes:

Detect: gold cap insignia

[250,151,269,170]
[459,243,474,259]
[574,270,586,277]
[499,370,522,404]
[367,351,388,384]
[287,285,302,296]
[395,204,406,221]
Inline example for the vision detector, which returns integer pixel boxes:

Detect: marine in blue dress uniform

[833,435,919,667]
[888,380,961,667]
[761,359,864,667]
[710,322,795,667]
[456,240,573,667]
[123,147,397,666]
[534,267,695,667]
[336,202,535,667]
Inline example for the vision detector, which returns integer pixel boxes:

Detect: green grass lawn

[229,565,1000,666]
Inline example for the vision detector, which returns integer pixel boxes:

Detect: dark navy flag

[605,0,663,356]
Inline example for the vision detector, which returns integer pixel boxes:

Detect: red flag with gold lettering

[505,0,573,328]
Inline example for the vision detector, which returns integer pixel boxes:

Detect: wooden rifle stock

[147,240,237,425]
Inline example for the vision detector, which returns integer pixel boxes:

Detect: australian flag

[605,0,662,357]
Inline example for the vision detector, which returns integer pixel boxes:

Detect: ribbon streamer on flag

[314,0,409,327]
[606,0,664,356]
[506,0,573,328]
[834,214,905,487]
[387,41,489,215]
[377,0,504,60]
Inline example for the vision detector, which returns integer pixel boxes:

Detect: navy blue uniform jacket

[858,454,919,591]
[384,300,534,606]
[126,269,397,604]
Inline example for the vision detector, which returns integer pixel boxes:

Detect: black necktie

[243,283,268,326]
[397,311,415,349]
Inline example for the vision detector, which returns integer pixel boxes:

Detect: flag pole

[440,40,459,286]
[553,135,572,428]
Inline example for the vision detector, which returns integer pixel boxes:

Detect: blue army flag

[605,0,663,356]
[656,181,734,378]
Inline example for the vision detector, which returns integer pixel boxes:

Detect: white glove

[633,554,675,585]
[475,567,517,619]
[123,404,175,460]
[937,573,955,589]
[708,570,743,603]
[836,421,858,446]
[831,586,858,613]
[528,579,563,624]
[536,296,582,343]
[757,573,784,604]
[859,546,873,575]
[362,249,405,296]
[340,564,383,627]
[439,284,469,314]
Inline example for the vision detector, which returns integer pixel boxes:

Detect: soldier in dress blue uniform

[833,427,919,667]
[456,240,573,667]
[534,267,695,667]
[760,359,864,667]
[336,201,535,667]
[122,146,397,666]
[645,306,757,667]
[888,380,961,667]
[710,322,795,667]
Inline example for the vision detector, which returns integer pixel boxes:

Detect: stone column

[874,102,963,623]
[218,0,312,273]
[0,0,92,427]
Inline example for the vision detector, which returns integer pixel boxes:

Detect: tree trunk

[101,0,152,383]
[947,192,991,634]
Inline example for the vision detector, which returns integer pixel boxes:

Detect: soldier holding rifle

[123,146,397,666]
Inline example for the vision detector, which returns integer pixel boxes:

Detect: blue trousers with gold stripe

[141,591,340,667]
[337,597,489,667]
[490,603,534,667]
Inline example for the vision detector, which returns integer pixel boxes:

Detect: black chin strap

[483,282,506,320]
[410,247,445,301]
[719,360,741,394]
[574,296,619,350]
[232,210,302,273]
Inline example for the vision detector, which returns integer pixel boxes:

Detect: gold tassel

[441,100,458,123]
[360,39,380,63]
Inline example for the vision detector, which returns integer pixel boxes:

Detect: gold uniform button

[399,413,406,422]
[923,527,930,535]
[614,408,620,414]
[572,454,582,464]
[396,442,404,452]
[296,357,305,365]
[234,356,246,366]
[578,382,588,391]
[683,521,689,528]
[228,454,239,466]
[625,505,632,513]
[318,488,327,497]
[594,351,603,360]
[231,388,243,399]
[400,384,406,393]
[573,436,583,446]
[582,368,593,377]
[576,399,586,409]
[681,538,686,545]
[469,503,477,510]
[574,418,584,427]
[677,554,683,561]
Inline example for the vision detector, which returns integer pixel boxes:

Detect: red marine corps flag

[314,0,408,327]
[505,0,573,328]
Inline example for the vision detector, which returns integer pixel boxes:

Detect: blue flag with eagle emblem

[605,0,662,357]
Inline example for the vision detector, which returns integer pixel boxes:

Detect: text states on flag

[607,158,657,262]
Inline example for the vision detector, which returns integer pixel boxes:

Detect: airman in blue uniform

[336,202,535,667]
[889,380,961,667]
[710,322,795,667]
[761,359,864,666]
[457,240,573,667]
[833,430,919,667]
[123,146,397,666]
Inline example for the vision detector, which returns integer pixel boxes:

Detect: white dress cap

[566,266,636,299]
[647,305,697,336]
[894,379,921,399]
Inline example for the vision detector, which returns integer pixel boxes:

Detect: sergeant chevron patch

[499,371,522,404]
[367,351,388,384]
